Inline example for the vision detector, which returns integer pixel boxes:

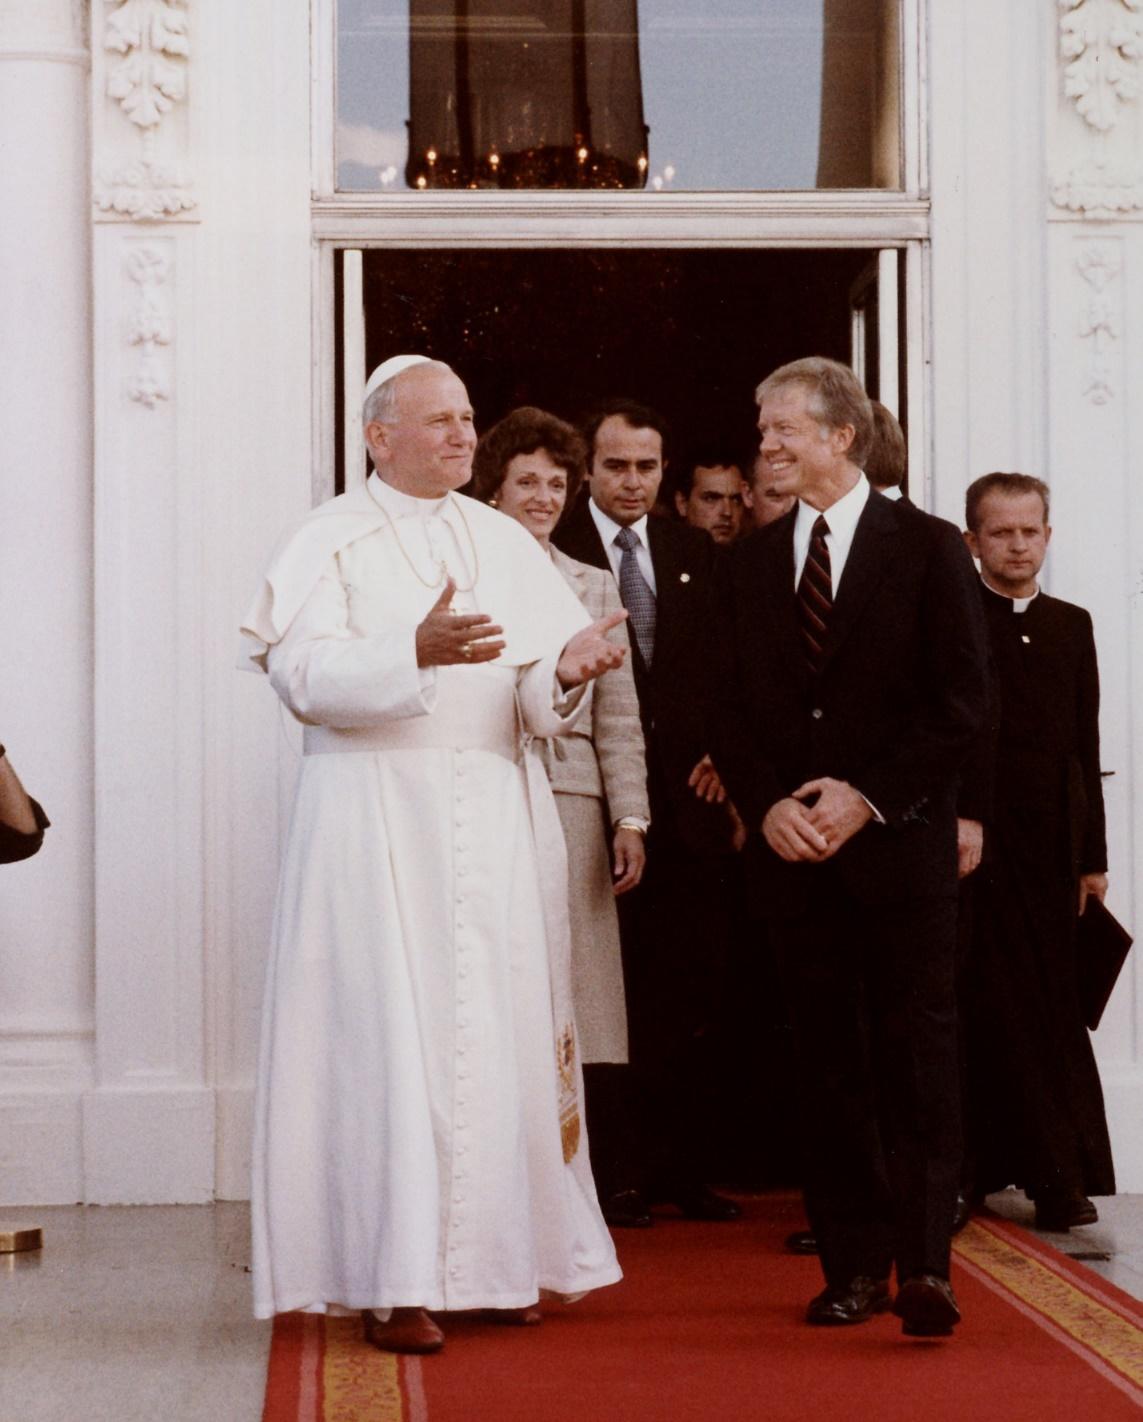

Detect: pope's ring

[461,642,473,659]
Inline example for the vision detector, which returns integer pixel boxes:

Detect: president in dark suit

[713,358,988,1337]
[553,398,740,1227]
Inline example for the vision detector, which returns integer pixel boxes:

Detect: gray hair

[755,356,874,468]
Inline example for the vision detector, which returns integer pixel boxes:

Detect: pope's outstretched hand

[557,610,629,688]
[416,578,506,667]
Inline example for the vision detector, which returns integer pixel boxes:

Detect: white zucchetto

[362,354,434,411]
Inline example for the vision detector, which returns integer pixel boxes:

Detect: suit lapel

[819,492,896,668]
[556,498,610,571]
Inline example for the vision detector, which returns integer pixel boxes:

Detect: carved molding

[104,0,188,127]
[95,1,196,224]
[1059,0,1143,134]
[95,129,195,220]
[1075,242,1122,404]
[1051,157,1143,218]
[125,242,173,407]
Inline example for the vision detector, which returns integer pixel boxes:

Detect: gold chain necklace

[370,486,481,594]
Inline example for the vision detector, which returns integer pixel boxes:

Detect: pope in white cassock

[241,356,627,1352]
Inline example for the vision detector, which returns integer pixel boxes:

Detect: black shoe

[893,1273,961,1337]
[951,1191,974,1236]
[671,1185,742,1222]
[602,1188,653,1228]
[806,1276,891,1325]
[785,1229,819,1255]
[1034,1189,1098,1232]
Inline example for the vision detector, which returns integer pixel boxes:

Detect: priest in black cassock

[962,472,1114,1232]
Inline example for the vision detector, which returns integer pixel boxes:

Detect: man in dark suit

[961,472,1114,1232]
[553,398,741,1227]
[713,358,988,1337]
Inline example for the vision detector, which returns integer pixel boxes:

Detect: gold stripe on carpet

[955,1221,1143,1386]
[322,1316,404,1419]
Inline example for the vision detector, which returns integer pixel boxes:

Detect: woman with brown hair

[473,406,650,1221]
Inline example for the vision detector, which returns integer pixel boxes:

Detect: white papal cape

[241,473,622,1318]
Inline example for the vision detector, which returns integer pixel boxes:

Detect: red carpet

[262,1193,1143,1421]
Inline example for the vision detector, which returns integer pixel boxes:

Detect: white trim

[313,242,337,506]
[904,240,928,508]
[311,0,336,198]
[905,0,927,197]
[0,47,89,66]
[312,194,929,248]
[342,249,366,489]
[877,248,900,415]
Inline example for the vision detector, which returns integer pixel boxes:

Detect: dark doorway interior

[348,248,875,491]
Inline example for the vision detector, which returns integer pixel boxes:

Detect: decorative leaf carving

[125,244,173,408]
[1059,0,1143,132]
[105,0,190,129]
[1075,243,1122,404]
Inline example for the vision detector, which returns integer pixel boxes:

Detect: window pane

[336,0,902,192]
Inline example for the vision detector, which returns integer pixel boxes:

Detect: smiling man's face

[755,382,850,508]
[368,364,477,498]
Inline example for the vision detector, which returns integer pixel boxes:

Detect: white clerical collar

[588,497,649,549]
[367,469,450,518]
[877,484,903,502]
[795,472,870,541]
[981,574,1040,614]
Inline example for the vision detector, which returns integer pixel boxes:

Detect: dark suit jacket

[553,499,727,853]
[714,490,989,913]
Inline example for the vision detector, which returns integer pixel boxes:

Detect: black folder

[1077,898,1133,1031]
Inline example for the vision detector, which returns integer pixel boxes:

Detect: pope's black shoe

[893,1273,961,1337]
[805,1276,891,1325]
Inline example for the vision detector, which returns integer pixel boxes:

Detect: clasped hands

[762,777,873,863]
[415,578,629,687]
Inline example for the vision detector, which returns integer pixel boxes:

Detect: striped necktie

[613,526,656,666]
[797,514,833,673]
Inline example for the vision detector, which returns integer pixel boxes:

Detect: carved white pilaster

[1051,1,1143,221]
[1076,240,1123,403]
[93,0,197,223]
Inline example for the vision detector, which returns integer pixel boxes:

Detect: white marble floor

[2,1195,1141,1422]
[1,1203,270,1422]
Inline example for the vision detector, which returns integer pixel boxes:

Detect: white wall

[0,0,95,1204]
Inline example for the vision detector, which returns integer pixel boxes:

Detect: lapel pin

[1021,634,1031,644]
[680,572,691,583]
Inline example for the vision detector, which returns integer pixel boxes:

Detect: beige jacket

[536,546,650,822]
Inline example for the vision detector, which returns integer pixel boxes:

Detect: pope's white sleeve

[517,654,590,738]
[266,562,435,727]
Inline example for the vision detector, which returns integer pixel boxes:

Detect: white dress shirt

[793,474,883,822]
[587,500,658,595]
[793,473,871,595]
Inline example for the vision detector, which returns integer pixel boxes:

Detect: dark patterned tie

[797,514,833,673]
[613,526,656,667]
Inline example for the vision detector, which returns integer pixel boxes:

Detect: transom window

[336,0,903,192]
